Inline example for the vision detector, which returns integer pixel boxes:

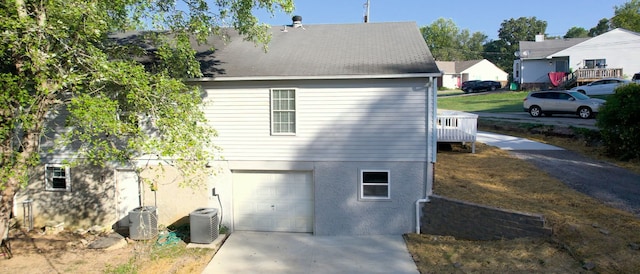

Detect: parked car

[632,73,640,84]
[461,80,502,93]
[523,90,605,119]
[460,80,480,92]
[570,78,630,95]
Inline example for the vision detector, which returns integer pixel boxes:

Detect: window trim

[270,88,297,136]
[359,170,391,200]
[45,164,71,192]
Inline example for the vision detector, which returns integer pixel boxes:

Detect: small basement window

[45,164,71,192]
[360,170,390,200]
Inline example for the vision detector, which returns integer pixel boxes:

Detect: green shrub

[595,83,640,160]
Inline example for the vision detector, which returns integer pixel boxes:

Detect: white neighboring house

[513,28,640,90]
[15,21,443,236]
[436,59,508,89]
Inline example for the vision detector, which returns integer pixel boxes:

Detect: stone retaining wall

[421,195,552,240]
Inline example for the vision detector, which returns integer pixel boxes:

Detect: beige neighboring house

[436,59,508,89]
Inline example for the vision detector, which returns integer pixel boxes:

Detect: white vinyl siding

[548,29,640,82]
[203,79,428,162]
[460,60,508,82]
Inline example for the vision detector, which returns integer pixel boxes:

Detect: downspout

[415,198,430,234]
[416,75,438,234]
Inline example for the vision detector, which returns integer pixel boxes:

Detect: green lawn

[437,91,528,112]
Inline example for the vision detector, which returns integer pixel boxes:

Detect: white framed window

[584,59,606,69]
[45,164,71,192]
[360,170,390,200]
[270,89,296,135]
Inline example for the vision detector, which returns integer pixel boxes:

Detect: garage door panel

[292,217,312,231]
[233,171,313,233]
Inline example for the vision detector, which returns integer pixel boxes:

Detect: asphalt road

[473,110,640,217]
[474,112,598,130]
[444,89,598,129]
[509,149,640,217]
[445,90,640,217]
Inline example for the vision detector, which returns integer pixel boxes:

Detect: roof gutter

[186,72,443,82]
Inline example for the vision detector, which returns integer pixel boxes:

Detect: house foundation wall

[313,161,426,236]
[14,165,117,230]
[211,160,428,236]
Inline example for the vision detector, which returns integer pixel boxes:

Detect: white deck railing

[437,110,478,153]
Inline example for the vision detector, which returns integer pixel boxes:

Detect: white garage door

[233,171,313,232]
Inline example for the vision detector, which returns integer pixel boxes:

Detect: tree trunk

[0,179,18,223]
[0,0,54,224]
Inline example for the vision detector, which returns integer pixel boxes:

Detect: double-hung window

[360,170,390,200]
[45,164,71,192]
[271,89,296,135]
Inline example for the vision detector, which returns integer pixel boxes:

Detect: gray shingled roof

[195,22,439,79]
[519,38,590,59]
[435,60,486,74]
[454,60,483,73]
[112,22,440,80]
[435,61,455,74]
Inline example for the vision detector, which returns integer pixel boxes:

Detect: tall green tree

[0,0,294,223]
[458,30,488,60]
[589,18,612,36]
[421,18,460,61]
[482,39,512,73]
[421,18,486,61]
[611,0,640,32]
[498,17,547,47]
[490,17,547,73]
[564,26,590,38]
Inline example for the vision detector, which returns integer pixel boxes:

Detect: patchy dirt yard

[1,227,215,273]
[1,229,134,273]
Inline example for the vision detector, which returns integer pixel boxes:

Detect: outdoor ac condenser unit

[129,206,158,240]
[189,208,219,244]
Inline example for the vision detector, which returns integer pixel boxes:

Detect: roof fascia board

[186,73,443,82]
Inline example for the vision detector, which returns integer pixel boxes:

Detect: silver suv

[523,90,605,119]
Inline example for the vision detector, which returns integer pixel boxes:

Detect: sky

[253,0,630,40]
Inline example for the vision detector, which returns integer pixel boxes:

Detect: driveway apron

[203,232,419,274]
[478,131,640,217]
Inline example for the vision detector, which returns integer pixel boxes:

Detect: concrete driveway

[202,232,419,274]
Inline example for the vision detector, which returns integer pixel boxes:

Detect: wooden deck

[437,110,478,153]
[574,68,623,83]
[558,68,624,89]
